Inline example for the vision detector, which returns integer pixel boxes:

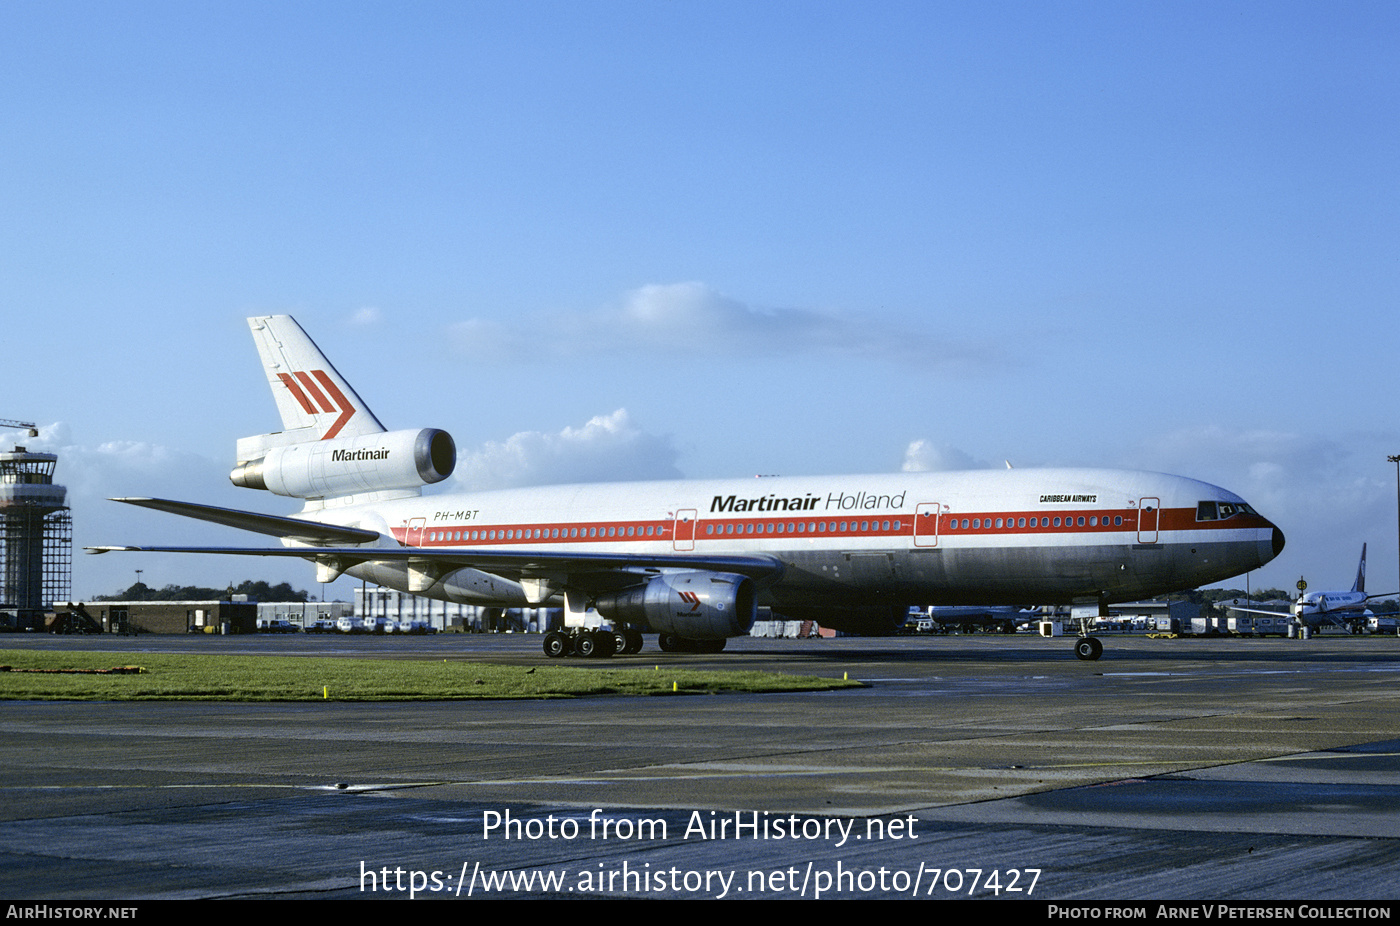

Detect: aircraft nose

[1251,520,1285,571]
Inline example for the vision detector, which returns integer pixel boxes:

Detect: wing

[107,497,381,544]
[1225,605,1294,617]
[89,498,785,589]
[88,541,783,579]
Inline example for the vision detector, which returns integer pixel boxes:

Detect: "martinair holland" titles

[711,490,908,513]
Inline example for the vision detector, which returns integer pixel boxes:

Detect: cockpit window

[1197,500,1258,521]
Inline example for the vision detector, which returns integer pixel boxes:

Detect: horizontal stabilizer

[106,497,380,545]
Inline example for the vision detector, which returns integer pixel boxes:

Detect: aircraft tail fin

[247,315,385,444]
[232,316,454,506]
[1353,543,1367,594]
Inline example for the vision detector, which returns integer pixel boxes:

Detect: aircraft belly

[901,545,1140,604]
[764,541,1208,606]
[1172,536,1275,590]
[763,550,864,603]
[333,532,1271,616]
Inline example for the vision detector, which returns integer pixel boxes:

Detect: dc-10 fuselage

[328,468,1283,634]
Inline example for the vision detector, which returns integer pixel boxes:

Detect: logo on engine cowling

[678,591,701,612]
[330,448,390,462]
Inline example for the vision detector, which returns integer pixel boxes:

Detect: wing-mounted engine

[594,571,756,640]
[230,428,455,500]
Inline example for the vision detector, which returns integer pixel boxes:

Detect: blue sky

[3,2,1397,601]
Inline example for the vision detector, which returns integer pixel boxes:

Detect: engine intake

[594,572,756,640]
[231,428,455,499]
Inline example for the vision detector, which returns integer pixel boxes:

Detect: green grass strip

[0,649,864,701]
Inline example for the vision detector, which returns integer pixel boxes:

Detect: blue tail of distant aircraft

[1352,543,1367,594]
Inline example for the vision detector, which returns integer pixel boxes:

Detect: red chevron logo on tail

[276,370,356,439]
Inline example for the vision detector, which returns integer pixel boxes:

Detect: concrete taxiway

[2,633,1400,900]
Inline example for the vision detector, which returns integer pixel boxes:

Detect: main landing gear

[542,628,645,658]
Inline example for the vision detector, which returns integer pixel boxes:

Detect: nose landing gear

[1074,636,1103,660]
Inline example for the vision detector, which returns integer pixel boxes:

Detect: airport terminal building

[49,588,558,634]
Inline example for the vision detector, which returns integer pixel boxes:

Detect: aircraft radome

[91,315,1285,660]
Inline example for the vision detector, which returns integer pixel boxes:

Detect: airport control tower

[0,422,71,631]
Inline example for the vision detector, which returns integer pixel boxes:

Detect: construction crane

[0,419,38,438]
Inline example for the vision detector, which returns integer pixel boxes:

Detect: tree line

[95,579,313,602]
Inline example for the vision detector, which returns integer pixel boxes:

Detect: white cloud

[1,422,333,599]
[452,409,683,491]
[450,281,970,365]
[900,439,992,472]
[347,306,382,326]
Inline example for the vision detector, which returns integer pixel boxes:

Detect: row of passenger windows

[425,514,1130,543]
[427,525,668,543]
[429,521,911,542]
[948,515,1125,530]
[705,519,904,536]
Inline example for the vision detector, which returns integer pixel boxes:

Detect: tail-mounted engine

[594,571,756,640]
[231,428,455,499]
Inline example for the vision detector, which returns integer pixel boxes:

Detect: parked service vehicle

[258,619,299,633]
[1227,614,1292,636]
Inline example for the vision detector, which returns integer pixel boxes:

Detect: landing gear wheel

[594,630,618,657]
[542,631,571,658]
[613,629,643,655]
[573,630,617,658]
[1074,636,1103,661]
[658,633,679,653]
[575,631,598,658]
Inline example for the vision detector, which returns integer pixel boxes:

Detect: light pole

[1389,455,1400,616]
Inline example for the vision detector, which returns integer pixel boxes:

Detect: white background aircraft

[1233,544,1393,633]
[93,316,1285,660]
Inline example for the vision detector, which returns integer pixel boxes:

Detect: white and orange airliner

[92,315,1285,659]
